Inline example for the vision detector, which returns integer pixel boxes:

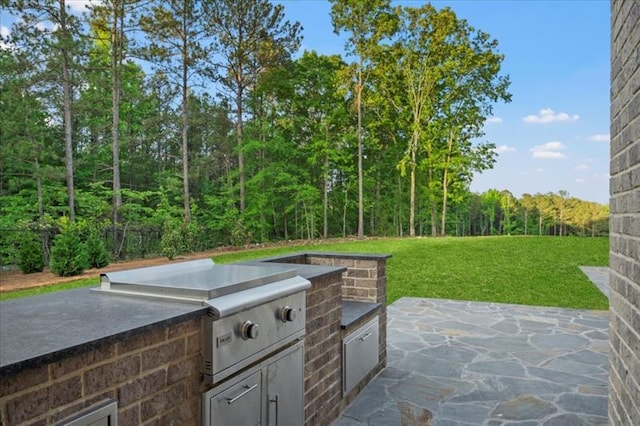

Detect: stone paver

[333,297,609,426]
[579,266,609,298]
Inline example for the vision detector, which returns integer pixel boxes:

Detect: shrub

[161,219,198,260]
[50,226,89,277]
[17,233,45,274]
[86,230,109,269]
[161,220,181,260]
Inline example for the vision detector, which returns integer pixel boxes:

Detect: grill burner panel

[97,259,299,303]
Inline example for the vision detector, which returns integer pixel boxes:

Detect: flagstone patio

[333,269,610,426]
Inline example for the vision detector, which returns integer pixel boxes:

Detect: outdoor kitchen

[0,252,390,425]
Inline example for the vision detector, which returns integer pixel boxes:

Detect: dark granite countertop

[341,300,381,329]
[257,251,392,263]
[0,255,377,376]
[0,287,206,375]
[304,252,392,260]
[238,260,347,279]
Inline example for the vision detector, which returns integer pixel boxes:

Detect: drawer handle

[226,384,258,404]
[360,332,373,341]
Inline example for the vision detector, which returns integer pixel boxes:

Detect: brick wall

[609,1,640,425]
[303,273,343,426]
[0,316,205,426]
[307,255,388,378]
[307,256,387,305]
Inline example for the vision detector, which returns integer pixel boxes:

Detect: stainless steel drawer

[343,317,379,394]
[208,371,262,426]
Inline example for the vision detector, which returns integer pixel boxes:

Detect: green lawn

[0,277,98,301]
[1,236,609,310]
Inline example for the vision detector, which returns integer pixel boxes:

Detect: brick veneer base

[0,317,205,426]
[303,273,344,425]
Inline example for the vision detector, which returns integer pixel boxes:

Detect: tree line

[0,0,607,268]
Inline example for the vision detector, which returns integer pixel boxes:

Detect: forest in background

[0,0,608,269]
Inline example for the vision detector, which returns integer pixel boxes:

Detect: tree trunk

[323,156,328,239]
[428,166,438,236]
[409,139,416,237]
[35,154,44,219]
[440,129,455,236]
[181,14,191,222]
[60,0,76,221]
[343,188,348,238]
[356,60,364,239]
[539,215,543,235]
[112,0,122,226]
[431,203,438,236]
[236,87,245,213]
[397,175,403,237]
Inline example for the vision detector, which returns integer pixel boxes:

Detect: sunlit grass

[212,236,609,310]
[2,236,609,310]
[0,278,97,302]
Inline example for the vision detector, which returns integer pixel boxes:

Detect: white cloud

[539,141,565,150]
[532,151,566,159]
[486,116,503,124]
[0,25,10,50]
[495,145,516,154]
[68,0,100,12]
[523,108,580,124]
[575,164,589,170]
[36,22,56,32]
[536,168,545,173]
[588,133,610,142]
[575,178,585,183]
[530,141,566,159]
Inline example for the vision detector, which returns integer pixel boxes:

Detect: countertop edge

[0,307,206,377]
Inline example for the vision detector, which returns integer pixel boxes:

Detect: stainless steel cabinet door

[209,371,262,426]
[266,342,304,426]
[343,317,379,394]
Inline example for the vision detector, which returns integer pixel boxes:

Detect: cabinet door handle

[269,394,279,425]
[360,332,372,341]
[226,384,258,404]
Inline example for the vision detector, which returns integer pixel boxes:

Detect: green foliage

[160,219,197,259]
[17,233,45,274]
[85,230,110,269]
[50,219,89,277]
[0,2,608,247]
[230,218,252,247]
[161,220,181,260]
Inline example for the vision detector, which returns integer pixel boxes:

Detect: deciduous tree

[205,0,301,214]
[330,0,396,239]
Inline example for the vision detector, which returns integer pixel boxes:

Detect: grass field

[1,236,609,310]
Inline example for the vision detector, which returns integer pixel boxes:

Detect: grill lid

[95,259,304,305]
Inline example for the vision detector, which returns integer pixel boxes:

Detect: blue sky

[279,0,611,204]
[1,1,611,204]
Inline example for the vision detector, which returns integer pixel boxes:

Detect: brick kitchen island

[0,252,390,425]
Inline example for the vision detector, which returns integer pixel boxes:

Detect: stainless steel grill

[95,259,310,425]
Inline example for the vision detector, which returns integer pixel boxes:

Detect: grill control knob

[240,321,259,340]
[279,306,296,322]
